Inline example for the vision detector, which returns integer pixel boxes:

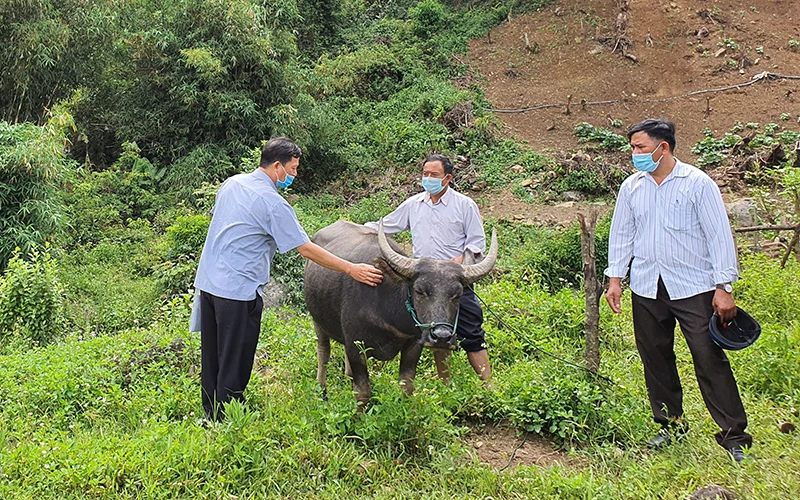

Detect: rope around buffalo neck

[405,289,460,332]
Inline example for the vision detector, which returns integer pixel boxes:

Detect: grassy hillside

[2,0,800,498]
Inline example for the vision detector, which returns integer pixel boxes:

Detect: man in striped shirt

[365,154,492,385]
[605,119,751,463]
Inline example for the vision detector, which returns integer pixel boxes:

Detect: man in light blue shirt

[192,137,382,421]
[605,119,750,463]
[365,154,492,384]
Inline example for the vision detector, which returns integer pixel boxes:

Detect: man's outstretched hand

[349,263,383,286]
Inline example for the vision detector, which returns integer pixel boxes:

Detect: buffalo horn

[378,221,417,278]
[462,229,498,284]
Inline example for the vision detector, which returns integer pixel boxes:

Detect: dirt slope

[469,0,800,158]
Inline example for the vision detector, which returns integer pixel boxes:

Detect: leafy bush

[61,144,170,245]
[410,0,450,38]
[164,215,210,261]
[574,122,631,152]
[556,168,604,194]
[500,369,607,441]
[151,214,210,299]
[0,110,74,268]
[510,218,612,291]
[691,132,739,168]
[0,245,64,345]
[472,139,555,188]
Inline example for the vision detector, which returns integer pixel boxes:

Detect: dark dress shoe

[647,429,671,449]
[727,446,747,463]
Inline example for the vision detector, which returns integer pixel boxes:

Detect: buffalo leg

[344,342,371,410]
[314,323,331,400]
[398,342,423,396]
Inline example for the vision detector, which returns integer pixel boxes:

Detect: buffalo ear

[372,257,410,283]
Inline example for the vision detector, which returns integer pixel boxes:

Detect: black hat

[709,307,761,351]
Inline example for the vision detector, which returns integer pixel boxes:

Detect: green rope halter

[405,288,460,332]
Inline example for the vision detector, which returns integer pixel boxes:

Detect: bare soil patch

[469,0,800,158]
[478,188,612,227]
[464,422,585,470]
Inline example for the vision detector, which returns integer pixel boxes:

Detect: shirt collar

[421,186,452,206]
[634,157,689,186]
[671,158,690,178]
[253,167,279,191]
[657,158,690,184]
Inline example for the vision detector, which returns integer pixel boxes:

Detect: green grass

[1,253,798,498]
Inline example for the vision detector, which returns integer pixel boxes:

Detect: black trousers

[631,278,751,449]
[200,291,263,420]
[456,287,488,353]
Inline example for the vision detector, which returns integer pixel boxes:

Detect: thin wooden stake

[579,211,602,374]
[781,227,800,268]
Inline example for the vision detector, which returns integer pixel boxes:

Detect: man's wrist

[715,282,733,293]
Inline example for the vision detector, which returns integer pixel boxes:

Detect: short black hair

[260,136,302,167]
[423,154,453,176]
[627,119,676,153]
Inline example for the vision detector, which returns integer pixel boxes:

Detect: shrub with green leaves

[0,245,64,345]
[510,218,611,291]
[574,122,631,152]
[0,110,74,268]
[164,215,210,261]
[61,144,170,246]
[152,214,210,299]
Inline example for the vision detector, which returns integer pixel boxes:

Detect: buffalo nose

[430,325,453,340]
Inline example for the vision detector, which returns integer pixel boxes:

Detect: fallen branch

[734,224,800,233]
[490,72,800,113]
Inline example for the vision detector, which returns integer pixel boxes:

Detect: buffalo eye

[414,288,430,297]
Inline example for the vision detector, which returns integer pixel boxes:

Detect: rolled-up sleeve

[605,182,635,278]
[697,179,739,284]
[463,200,486,254]
[364,200,411,235]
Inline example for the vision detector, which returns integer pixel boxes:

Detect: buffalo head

[377,222,498,349]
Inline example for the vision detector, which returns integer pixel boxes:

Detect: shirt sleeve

[363,200,411,235]
[266,200,311,254]
[605,181,635,278]
[697,178,739,284]
[463,199,486,254]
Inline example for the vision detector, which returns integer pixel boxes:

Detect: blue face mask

[421,176,445,195]
[276,163,295,189]
[632,143,665,172]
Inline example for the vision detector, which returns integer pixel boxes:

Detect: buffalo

[304,221,497,406]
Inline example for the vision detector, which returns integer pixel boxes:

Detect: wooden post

[578,211,602,374]
[781,227,800,268]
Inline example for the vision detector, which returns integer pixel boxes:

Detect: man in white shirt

[605,119,751,463]
[365,154,492,384]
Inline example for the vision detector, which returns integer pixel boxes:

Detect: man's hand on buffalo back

[348,263,383,286]
[296,242,382,286]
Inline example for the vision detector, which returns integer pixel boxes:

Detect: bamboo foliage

[0,106,74,268]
